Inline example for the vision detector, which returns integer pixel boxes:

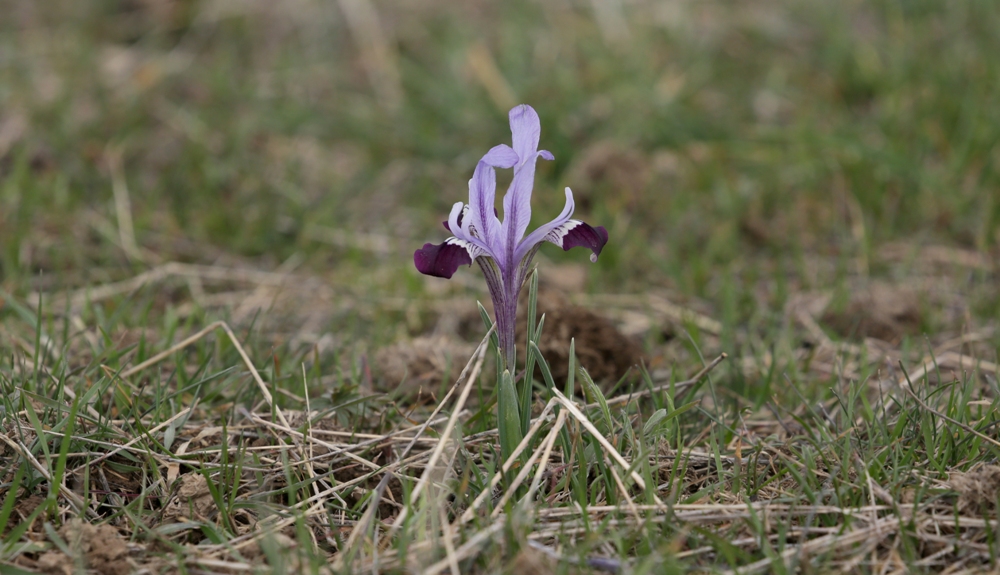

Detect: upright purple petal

[466,161,502,255]
[501,105,552,259]
[509,105,541,163]
[414,238,475,278]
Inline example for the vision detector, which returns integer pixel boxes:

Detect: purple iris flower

[414,105,608,369]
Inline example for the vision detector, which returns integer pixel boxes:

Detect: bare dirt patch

[33,519,131,575]
[517,292,646,384]
[163,472,218,523]
[950,465,1000,514]
[820,281,923,343]
[372,335,475,400]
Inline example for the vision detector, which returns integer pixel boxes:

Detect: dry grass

[2,250,998,573]
[2,0,1000,572]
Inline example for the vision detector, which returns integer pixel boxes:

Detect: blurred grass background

[1,0,998,341]
[2,2,1000,571]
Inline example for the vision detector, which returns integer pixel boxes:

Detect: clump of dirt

[371,336,475,400]
[35,519,131,575]
[820,282,923,343]
[517,292,645,383]
[443,286,644,384]
[950,465,1000,514]
[163,473,217,522]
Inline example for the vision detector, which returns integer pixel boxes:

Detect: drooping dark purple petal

[515,188,608,264]
[414,238,474,279]
[549,221,609,262]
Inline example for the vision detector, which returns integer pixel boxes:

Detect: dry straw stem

[419,521,507,575]
[0,435,99,519]
[458,398,558,523]
[897,351,1000,390]
[899,361,1000,450]
[524,409,568,505]
[487,406,568,520]
[385,325,493,536]
[32,262,305,311]
[535,503,892,521]
[243,411,383,471]
[68,402,196,475]
[114,319,321,497]
[437,504,462,575]
[579,292,723,335]
[722,515,900,575]
[120,320,293,431]
[334,471,392,568]
[552,387,655,497]
[597,352,727,409]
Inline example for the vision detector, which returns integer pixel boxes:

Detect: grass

[1,0,999,572]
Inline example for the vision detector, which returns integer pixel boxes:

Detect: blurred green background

[1,0,998,345]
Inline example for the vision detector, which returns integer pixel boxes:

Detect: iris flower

[414,105,608,369]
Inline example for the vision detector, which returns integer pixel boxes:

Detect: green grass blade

[497,369,523,470]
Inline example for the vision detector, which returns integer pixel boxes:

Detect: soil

[950,465,1000,513]
[516,291,646,384]
[371,335,475,400]
[162,472,218,523]
[35,519,131,575]
[820,282,923,343]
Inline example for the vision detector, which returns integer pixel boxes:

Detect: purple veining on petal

[413,104,606,371]
[467,161,501,251]
[514,187,576,263]
[509,105,541,163]
[414,239,474,279]
[501,105,552,263]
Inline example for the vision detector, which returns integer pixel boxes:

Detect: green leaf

[0,461,27,534]
[48,397,79,509]
[642,409,668,437]
[477,302,500,351]
[580,367,612,436]
[521,269,540,434]
[529,341,556,391]
[497,369,523,469]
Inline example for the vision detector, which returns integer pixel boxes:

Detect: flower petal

[466,161,502,252]
[481,144,519,169]
[413,238,475,278]
[501,105,552,258]
[514,187,575,263]
[515,188,608,263]
[549,221,609,262]
[509,105,541,163]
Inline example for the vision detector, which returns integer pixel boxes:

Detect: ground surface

[1,0,999,573]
